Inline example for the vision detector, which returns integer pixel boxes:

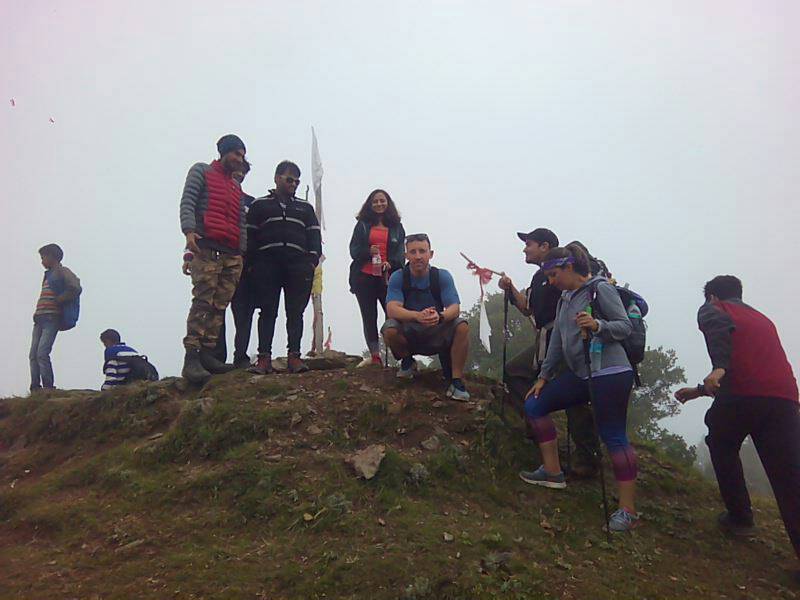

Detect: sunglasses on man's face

[282,176,300,185]
[405,233,430,244]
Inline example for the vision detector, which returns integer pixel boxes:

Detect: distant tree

[630,347,696,465]
[464,292,696,465]
[464,291,533,379]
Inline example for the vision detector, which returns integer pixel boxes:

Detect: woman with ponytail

[519,243,639,532]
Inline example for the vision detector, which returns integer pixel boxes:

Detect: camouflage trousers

[183,248,243,351]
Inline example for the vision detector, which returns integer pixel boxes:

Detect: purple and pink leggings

[525,370,637,482]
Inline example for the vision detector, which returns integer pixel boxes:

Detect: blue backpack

[60,296,80,331]
[589,281,648,386]
[45,270,81,331]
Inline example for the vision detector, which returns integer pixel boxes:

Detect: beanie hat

[217,134,246,156]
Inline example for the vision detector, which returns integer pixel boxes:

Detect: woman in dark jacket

[348,189,405,365]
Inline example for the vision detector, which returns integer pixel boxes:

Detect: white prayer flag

[479,298,491,353]
[311,126,324,230]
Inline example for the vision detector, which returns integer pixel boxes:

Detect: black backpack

[118,355,160,383]
[401,265,443,311]
[589,281,648,387]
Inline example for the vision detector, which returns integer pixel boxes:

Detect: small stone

[421,435,440,451]
[197,397,215,415]
[377,518,386,526]
[287,394,299,401]
[387,401,403,415]
[432,401,445,408]
[303,513,314,522]
[290,412,303,427]
[265,454,283,462]
[443,532,454,543]
[348,444,386,480]
[307,425,323,435]
[115,539,145,553]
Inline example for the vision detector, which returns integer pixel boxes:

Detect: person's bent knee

[524,395,546,419]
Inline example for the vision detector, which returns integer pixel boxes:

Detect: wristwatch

[437,311,445,324]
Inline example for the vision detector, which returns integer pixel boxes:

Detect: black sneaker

[717,511,756,538]
[397,357,417,379]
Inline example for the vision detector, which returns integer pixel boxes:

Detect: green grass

[0,373,796,599]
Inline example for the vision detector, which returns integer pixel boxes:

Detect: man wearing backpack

[499,228,600,477]
[179,134,248,383]
[675,276,799,579]
[381,233,471,400]
[30,243,81,393]
[99,329,158,389]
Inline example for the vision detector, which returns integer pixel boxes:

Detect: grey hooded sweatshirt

[540,276,633,381]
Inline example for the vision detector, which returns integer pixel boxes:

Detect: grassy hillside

[0,367,796,599]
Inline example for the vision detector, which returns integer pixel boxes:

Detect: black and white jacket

[246,192,322,265]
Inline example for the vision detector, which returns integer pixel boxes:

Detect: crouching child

[100,329,158,390]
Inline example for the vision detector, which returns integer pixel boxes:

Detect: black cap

[516,228,559,248]
[217,134,246,156]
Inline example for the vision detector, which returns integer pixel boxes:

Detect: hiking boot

[233,355,251,370]
[717,511,756,538]
[248,354,274,375]
[396,357,417,379]
[287,353,309,374]
[446,378,470,401]
[198,348,236,374]
[519,465,567,489]
[182,350,212,384]
[609,507,640,532]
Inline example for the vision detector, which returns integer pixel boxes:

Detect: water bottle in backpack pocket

[589,281,649,385]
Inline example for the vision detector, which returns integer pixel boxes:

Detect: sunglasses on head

[405,233,430,243]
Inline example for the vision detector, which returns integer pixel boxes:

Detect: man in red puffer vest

[675,275,800,582]
[179,134,248,383]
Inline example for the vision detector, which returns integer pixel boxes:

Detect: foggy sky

[2,0,799,444]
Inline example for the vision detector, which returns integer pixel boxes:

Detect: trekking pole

[582,310,611,542]
[501,290,510,420]
[565,409,572,476]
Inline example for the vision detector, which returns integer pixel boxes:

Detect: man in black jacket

[247,160,322,374]
[499,228,601,477]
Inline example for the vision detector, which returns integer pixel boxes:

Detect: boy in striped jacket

[100,329,141,390]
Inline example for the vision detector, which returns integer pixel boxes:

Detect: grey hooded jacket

[540,276,632,380]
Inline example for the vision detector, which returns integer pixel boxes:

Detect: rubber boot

[198,348,236,374]
[248,354,274,375]
[287,352,309,374]
[182,349,212,384]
